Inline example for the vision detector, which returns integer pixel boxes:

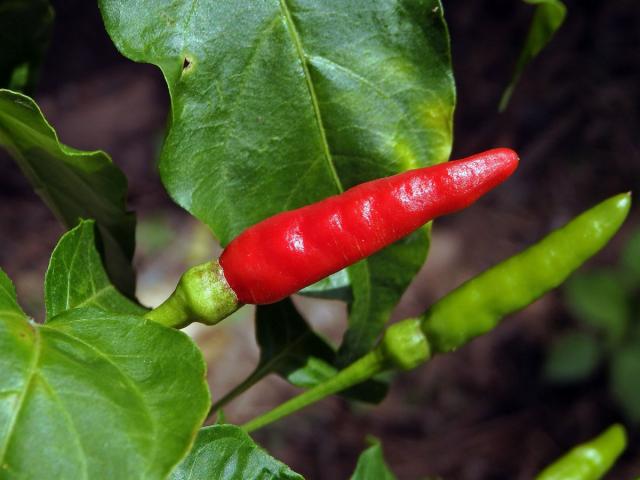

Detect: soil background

[0,1,639,479]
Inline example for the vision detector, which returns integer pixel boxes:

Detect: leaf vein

[277,0,343,193]
[0,324,41,464]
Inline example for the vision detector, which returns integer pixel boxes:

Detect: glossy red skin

[220,148,519,305]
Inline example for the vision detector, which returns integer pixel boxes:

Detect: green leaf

[564,271,630,343]
[0,270,210,479]
[499,0,566,111]
[621,229,640,288]
[44,220,146,319]
[350,437,397,480]
[0,267,27,321]
[543,332,601,383]
[0,0,53,92]
[610,345,640,423]
[0,90,136,296]
[286,356,337,388]
[170,424,303,480]
[285,355,389,403]
[100,0,454,360]
[287,354,389,404]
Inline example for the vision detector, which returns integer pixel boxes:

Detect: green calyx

[380,318,430,371]
[145,260,240,328]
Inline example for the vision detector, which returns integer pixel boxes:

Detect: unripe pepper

[535,424,627,480]
[422,192,632,353]
[147,148,519,327]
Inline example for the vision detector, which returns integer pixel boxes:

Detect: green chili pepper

[242,194,631,432]
[422,193,632,353]
[535,424,627,480]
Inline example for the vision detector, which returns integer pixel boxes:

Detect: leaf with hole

[100,0,455,363]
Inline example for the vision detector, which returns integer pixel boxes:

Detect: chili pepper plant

[0,0,635,478]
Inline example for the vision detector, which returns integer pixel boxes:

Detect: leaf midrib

[276,0,377,346]
[277,0,343,194]
[0,321,158,477]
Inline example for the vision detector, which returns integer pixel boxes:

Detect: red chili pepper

[220,148,519,305]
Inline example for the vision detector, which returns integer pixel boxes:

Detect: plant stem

[242,349,388,433]
[145,287,190,328]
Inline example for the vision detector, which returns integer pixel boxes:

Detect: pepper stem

[242,317,430,433]
[145,260,240,328]
[242,348,387,433]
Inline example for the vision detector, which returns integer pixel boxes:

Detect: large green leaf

[350,438,397,480]
[499,0,566,111]
[45,220,146,319]
[170,424,303,480]
[100,0,455,361]
[0,0,53,92]
[0,269,210,479]
[0,90,136,297]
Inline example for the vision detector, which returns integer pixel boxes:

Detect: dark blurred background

[0,0,639,478]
